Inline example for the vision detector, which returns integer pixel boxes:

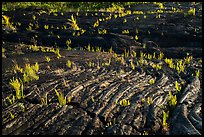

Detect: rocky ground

[2,2,202,135]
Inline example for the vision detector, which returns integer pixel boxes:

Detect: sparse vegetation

[55,89,66,106]
[66,60,72,68]
[9,77,24,100]
[67,14,80,30]
[23,63,39,83]
[1,2,202,135]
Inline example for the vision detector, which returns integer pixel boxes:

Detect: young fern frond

[9,77,24,100]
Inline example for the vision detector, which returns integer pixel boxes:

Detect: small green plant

[54,48,61,59]
[147,97,153,106]
[198,59,202,64]
[91,47,95,52]
[91,96,95,102]
[67,96,72,103]
[175,81,181,92]
[165,58,174,69]
[32,15,36,20]
[187,8,195,16]
[67,14,80,30]
[143,131,148,135]
[152,52,156,59]
[41,47,46,52]
[120,69,125,74]
[44,24,49,29]
[9,78,24,100]
[105,58,111,66]
[6,95,15,105]
[9,111,15,119]
[195,70,200,78]
[151,63,162,70]
[45,56,51,62]
[168,91,177,107]
[98,28,107,34]
[138,57,145,66]
[158,52,164,60]
[184,55,193,65]
[140,52,144,58]
[66,60,72,68]
[130,61,135,70]
[122,29,129,34]
[88,61,93,67]
[93,19,99,27]
[29,45,40,52]
[23,63,39,83]
[55,89,66,106]
[95,46,102,52]
[162,110,169,131]
[135,28,139,34]
[119,99,130,107]
[109,47,113,53]
[66,39,72,50]
[131,50,136,57]
[2,47,6,58]
[87,44,91,51]
[2,15,16,31]
[13,63,23,73]
[123,18,127,23]
[149,78,155,85]
[162,110,169,122]
[135,35,139,40]
[147,54,152,60]
[175,60,184,74]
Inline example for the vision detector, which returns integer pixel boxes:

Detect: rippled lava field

[2,2,202,135]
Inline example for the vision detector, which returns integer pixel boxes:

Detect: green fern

[55,89,66,106]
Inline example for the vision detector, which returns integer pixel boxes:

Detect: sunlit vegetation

[168,91,177,107]
[66,39,72,51]
[135,35,139,40]
[195,70,200,78]
[55,89,66,106]
[2,15,16,31]
[118,99,130,107]
[54,48,62,59]
[1,2,202,135]
[6,95,16,105]
[2,47,6,58]
[23,63,39,83]
[66,60,72,68]
[187,8,196,16]
[98,28,107,34]
[13,63,23,73]
[175,81,181,92]
[9,77,24,100]
[45,56,51,62]
[149,78,155,85]
[9,111,15,119]
[122,29,129,34]
[67,14,80,30]
[151,63,162,70]
[162,110,169,132]
[147,97,153,106]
